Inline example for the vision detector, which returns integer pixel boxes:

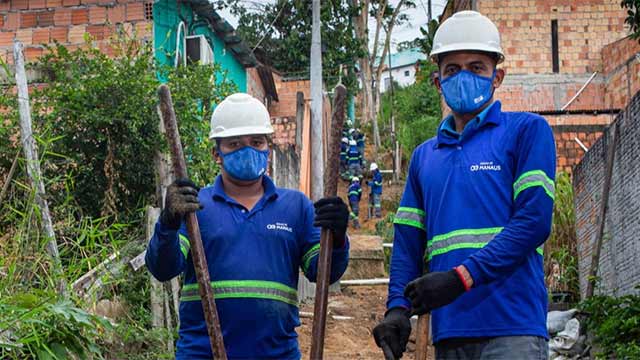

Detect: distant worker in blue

[355,128,365,158]
[367,162,383,219]
[347,176,362,229]
[146,93,350,360]
[347,139,362,178]
[340,137,349,180]
[373,11,555,360]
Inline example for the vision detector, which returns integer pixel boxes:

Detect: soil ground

[295,153,413,359]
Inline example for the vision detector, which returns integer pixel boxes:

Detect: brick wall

[0,0,152,63]
[601,37,640,109]
[574,91,640,298]
[246,67,266,104]
[478,0,628,75]
[269,76,310,118]
[552,125,604,174]
[270,116,297,148]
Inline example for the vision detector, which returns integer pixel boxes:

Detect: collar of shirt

[436,101,502,147]
[211,175,279,207]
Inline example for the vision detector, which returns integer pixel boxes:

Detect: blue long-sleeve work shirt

[388,101,555,342]
[146,175,350,359]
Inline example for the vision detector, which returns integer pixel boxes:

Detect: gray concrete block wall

[574,92,640,299]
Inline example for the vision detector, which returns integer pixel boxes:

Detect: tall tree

[217,0,363,91]
[351,0,413,155]
[621,0,640,41]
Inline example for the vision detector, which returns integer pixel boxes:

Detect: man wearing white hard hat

[367,162,383,219]
[146,93,351,359]
[346,138,363,178]
[374,11,555,359]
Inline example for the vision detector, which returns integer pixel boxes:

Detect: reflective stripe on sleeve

[425,227,544,262]
[179,234,190,258]
[302,243,320,273]
[513,170,555,201]
[393,207,425,230]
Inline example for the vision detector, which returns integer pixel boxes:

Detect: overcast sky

[216,0,447,53]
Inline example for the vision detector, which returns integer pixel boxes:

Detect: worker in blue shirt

[146,93,350,360]
[347,176,362,229]
[355,128,365,158]
[367,162,383,219]
[340,137,349,180]
[373,11,555,360]
[346,139,362,178]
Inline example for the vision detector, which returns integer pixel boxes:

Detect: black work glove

[404,270,466,315]
[160,178,202,230]
[313,196,349,248]
[372,307,411,360]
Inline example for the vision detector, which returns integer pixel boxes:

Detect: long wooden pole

[310,84,347,359]
[586,119,620,298]
[415,314,431,360]
[14,40,66,297]
[157,84,227,360]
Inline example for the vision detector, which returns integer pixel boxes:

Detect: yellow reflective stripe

[180,280,299,306]
[302,243,320,272]
[513,170,555,200]
[179,234,190,258]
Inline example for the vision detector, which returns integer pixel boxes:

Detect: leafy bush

[0,292,111,359]
[580,292,640,359]
[544,172,579,298]
[0,32,237,358]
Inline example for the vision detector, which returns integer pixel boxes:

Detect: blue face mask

[440,69,495,114]
[218,147,269,181]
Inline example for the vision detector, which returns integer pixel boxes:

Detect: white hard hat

[342,137,349,143]
[209,93,274,139]
[430,11,504,64]
[351,176,359,182]
[349,128,355,134]
[370,163,378,171]
[349,139,357,146]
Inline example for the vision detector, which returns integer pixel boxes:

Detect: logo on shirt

[473,95,485,104]
[470,161,501,172]
[266,222,293,233]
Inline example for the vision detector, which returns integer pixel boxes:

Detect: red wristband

[454,266,471,292]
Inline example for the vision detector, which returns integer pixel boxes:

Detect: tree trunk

[14,40,66,297]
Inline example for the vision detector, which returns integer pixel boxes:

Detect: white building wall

[380,64,418,93]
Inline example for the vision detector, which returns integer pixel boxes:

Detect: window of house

[404,70,410,77]
[384,77,391,90]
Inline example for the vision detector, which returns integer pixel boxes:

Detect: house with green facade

[152,0,278,104]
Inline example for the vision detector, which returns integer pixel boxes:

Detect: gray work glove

[159,178,202,230]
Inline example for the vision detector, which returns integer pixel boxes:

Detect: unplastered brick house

[441,0,640,173]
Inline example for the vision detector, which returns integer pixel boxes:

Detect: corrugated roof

[375,48,427,69]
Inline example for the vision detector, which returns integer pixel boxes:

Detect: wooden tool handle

[415,313,430,359]
[158,84,227,360]
[309,84,347,359]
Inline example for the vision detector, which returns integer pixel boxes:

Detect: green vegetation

[377,61,442,169]
[580,292,640,359]
[545,172,579,300]
[0,32,235,358]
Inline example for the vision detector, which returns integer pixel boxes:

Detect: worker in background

[146,93,350,360]
[340,137,349,180]
[373,11,555,360]
[343,119,353,140]
[355,128,365,159]
[346,139,362,178]
[367,162,383,219]
[347,176,362,229]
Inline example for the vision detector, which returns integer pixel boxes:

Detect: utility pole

[310,0,324,202]
[388,45,399,182]
[428,0,432,21]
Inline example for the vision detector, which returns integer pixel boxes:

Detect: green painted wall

[153,0,246,91]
